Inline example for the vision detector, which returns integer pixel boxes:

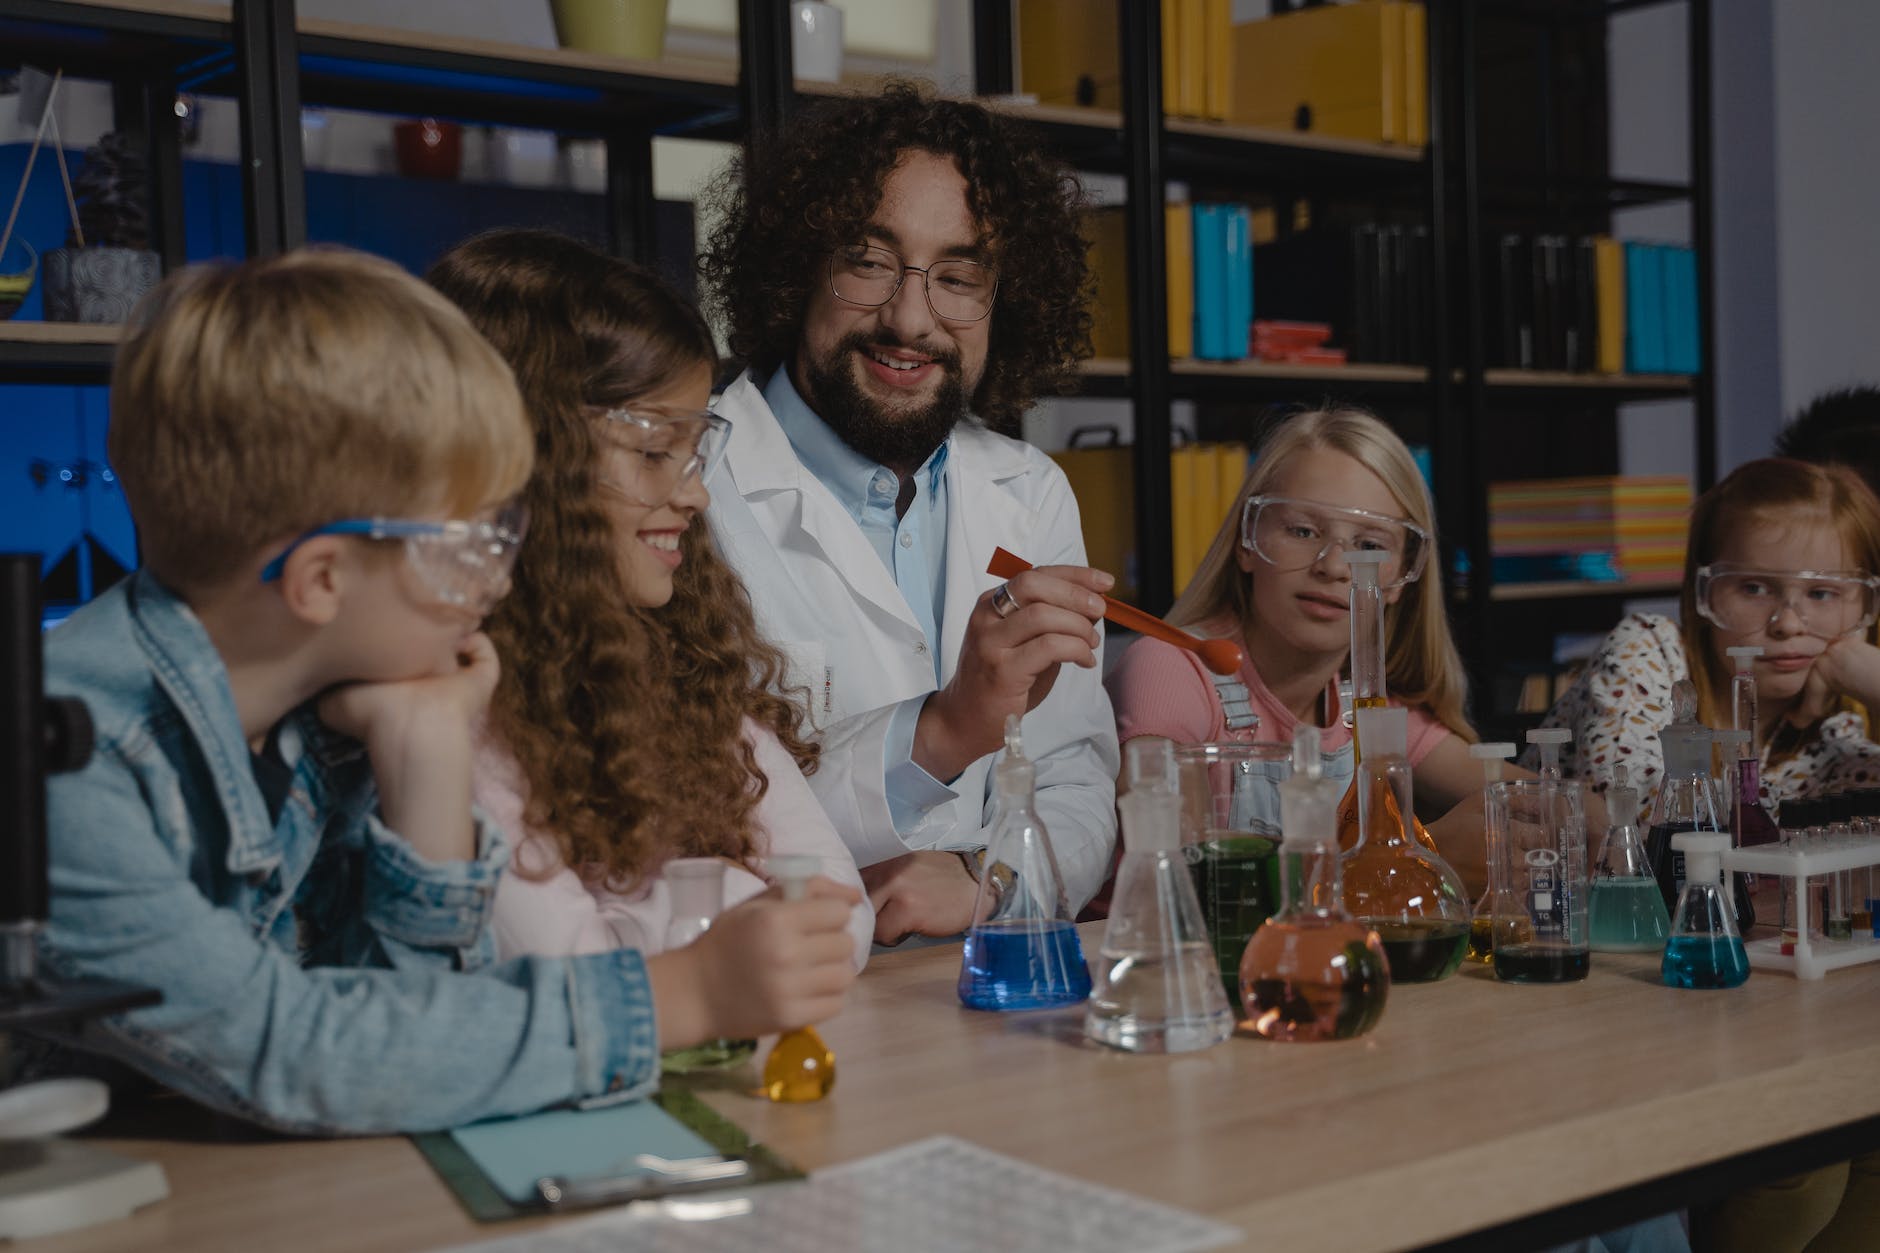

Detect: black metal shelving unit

[2,0,1718,714]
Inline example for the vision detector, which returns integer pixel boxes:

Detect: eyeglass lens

[830,244,996,321]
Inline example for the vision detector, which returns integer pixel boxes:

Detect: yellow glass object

[761,854,838,1103]
[764,1026,836,1103]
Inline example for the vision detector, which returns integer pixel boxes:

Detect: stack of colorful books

[1488,475,1692,585]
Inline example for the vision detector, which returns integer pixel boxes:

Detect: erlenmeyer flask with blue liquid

[958,715,1092,1011]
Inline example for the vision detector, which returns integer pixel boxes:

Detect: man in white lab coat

[698,83,1119,944]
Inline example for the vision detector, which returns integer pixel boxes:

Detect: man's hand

[648,877,862,1049]
[316,631,500,865]
[914,565,1111,782]
[862,850,980,945]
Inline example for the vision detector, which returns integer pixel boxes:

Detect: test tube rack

[1723,839,1880,980]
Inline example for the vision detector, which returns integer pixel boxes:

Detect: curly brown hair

[428,229,817,893]
[698,80,1092,434]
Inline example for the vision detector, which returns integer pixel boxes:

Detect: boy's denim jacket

[36,572,658,1135]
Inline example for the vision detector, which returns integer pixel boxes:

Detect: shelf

[1487,578,1680,603]
[1165,116,1424,164]
[1072,357,1432,402]
[0,321,120,382]
[1481,369,1694,401]
[0,0,231,73]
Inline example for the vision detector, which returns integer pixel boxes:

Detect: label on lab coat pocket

[778,641,833,731]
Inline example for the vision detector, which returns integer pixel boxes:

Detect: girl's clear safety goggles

[1240,494,1430,590]
[594,408,730,508]
[1695,563,1879,639]
[260,502,529,615]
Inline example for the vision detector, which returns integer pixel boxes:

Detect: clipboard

[413,1088,803,1222]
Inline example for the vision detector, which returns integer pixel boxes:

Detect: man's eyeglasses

[827,244,998,323]
[594,408,730,508]
[1240,495,1430,590]
[260,502,529,616]
[1695,564,1879,639]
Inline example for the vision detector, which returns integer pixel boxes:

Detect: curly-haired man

[699,84,1118,945]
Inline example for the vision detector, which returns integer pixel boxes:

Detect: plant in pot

[42,132,160,323]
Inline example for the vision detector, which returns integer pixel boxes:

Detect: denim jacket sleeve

[358,807,508,972]
[41,746,660,1136]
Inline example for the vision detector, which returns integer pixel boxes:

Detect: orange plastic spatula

[987,547,1245,676]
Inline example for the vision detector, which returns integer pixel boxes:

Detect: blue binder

[1623,242,1666,374]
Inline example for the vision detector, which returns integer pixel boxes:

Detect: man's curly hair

[698,81,1092,434]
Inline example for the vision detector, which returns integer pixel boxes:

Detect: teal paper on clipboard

[414,1089,803,1222]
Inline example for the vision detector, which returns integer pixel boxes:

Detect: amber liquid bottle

[1240,725,1390,1042]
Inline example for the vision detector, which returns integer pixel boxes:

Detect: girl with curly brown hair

[428,229,873,968]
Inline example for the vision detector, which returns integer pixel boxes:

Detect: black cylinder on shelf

[1,554,50,927]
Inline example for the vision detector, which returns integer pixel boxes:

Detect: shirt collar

[762,364,950,511]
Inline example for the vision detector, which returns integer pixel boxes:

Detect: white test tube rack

[1722,839,1880,980]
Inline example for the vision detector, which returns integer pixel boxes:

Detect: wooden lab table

[33,928,1880,1253]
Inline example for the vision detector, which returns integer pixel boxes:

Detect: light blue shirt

[764,366,958,833]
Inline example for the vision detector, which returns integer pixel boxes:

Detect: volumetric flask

[762,855,837,1101]
[1086,782,1234,1054]
[1342,707,1471,983]
[1239,723,1390,1042]
[1466,742,1518,965]
[959,716,1092,1011]
[1176,742,1288,1015]
[1662,832,1751,989]
[1493,780,1591,982]
[660,859,757,1074]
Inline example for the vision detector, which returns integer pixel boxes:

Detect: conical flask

[1086,742,1234,1053]
[1239,723,1390,1041]
[1661,831,1750,989]
[1465,742,1517,965]
[1589,767,1672,952]
[660,859,757,1074]
[1644,681,1729,916]
[1342,706,1471,982]
[958,715,1092,1010]
[1336,552,1436,853]
[761,855,837,1101]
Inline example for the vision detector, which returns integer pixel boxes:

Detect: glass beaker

[1086,782,1234,1054]
[659,858,757,1074]
[1175,742,1288,1015]
[1493,780,1591,982]
[1588,768,1671,952]
[1239,723,1390,1041]
[1342,707,1471,983]
[958,716,1092,1011]
[762,855,836,1101]
[1662,832,1751,989]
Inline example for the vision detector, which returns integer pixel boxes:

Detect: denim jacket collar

[124,571,364,876]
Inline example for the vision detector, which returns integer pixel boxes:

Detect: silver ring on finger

[990,582,1021,619]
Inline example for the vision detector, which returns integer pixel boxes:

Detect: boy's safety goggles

[260,502,529,615]
[594,408,730,508]
[1240,495,1429,590]
[1695,564,1879,639]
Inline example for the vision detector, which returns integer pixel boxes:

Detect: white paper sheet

[435,1134,1241,1253]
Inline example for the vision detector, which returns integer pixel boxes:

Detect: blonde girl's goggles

[1240,495,1430,590]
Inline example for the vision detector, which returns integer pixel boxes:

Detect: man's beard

[799,330,973,470]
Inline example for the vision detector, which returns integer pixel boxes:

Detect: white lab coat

[704,370,1119,911]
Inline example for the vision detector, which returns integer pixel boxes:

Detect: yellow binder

[1230,0,1409,145]
[1083,205,1131,360]
[1204,0,1233,121]
[1594,235,1625,374]
[1165,201,1194,360]
[1017,0,1120,109]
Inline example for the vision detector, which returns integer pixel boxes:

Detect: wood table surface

[31,925,1880,1253]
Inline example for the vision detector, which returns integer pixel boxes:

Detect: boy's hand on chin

[317,632,501,750]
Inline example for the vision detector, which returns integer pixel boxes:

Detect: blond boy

[35,249,857,1134]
